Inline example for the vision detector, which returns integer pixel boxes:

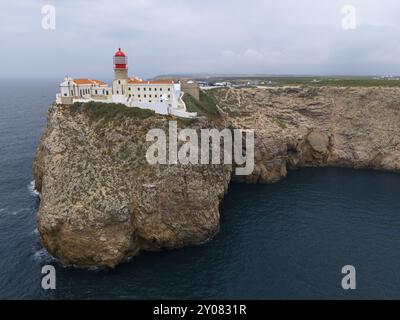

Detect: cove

[47,167,400,299]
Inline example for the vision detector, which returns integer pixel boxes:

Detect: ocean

[0,79,399,299]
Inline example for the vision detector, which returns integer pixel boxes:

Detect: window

[138,94,141,98]
[149,88,152,91]
[168,88,171,91]
[128,87,131,91]
[118,80,121,84]
[144,94,147,98]
[95,90,98,94]
[154,88,157,91]
[117,90,119,94]
[155,94,158,98]
[149,100,152,103]
[144,88,146,91]
[168,95,171,98]
[160,88,163,91]
[129,94,131,97]
[106,91,109,95]
[138,87,140,91]
[160,100,163,102]
[64,93,67,96]
[149,94,152,98]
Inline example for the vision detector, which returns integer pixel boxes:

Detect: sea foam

[33,248,55,263]
[28,180,40,197]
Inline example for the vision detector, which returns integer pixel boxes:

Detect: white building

[56,48,196,118]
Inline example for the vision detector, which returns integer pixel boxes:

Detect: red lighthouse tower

[113,48,128,79]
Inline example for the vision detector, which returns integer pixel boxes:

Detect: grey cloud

[1,0,400,79]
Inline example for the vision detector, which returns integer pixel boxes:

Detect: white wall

[112,79,128,95]
[60,85,71,97]
[128,98,168,114]
[91,86,111,96]
[127,83,174,104]
[169,108,197,118]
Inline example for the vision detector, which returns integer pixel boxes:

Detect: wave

[28,180,40,197]
[32,248,55,263]
[87,266,102,272]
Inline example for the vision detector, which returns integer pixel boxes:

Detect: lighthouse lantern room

[113,48,128,79]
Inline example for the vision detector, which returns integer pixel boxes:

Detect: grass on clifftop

[183,90,220,118]
[69,101,155,122]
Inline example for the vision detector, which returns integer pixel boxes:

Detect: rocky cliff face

[34,86,400,267]
[211,86,400,183]
[34,104,231,267]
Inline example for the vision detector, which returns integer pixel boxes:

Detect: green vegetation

[182,93,199,113]
[182,90,220,117]
[69,101,155,123]
[199,90,220,114]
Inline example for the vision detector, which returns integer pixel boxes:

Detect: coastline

[34,85,400,267]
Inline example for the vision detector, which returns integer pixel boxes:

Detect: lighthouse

[56,47,197,118]
[113,48,128,80]
[112,48,129,97]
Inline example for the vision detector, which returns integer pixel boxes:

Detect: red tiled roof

[128,78,145,84]
[149,80,175,84]
[74,79,108,86]
[128,77,174,85]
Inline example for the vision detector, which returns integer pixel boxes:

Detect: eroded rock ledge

[34,86,400,267]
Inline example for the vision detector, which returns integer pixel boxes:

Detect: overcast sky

[1,0,400,79]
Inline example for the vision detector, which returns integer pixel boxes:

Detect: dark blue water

[1,80,400,299]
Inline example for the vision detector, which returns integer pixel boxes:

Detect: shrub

[182,90,220,118]
[69,101,155,123]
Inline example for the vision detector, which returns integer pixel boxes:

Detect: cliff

[34,87,400,267]
[211,86,400,183]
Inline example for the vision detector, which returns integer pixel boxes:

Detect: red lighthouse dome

[113,48,127,69]
[115,47,125,57]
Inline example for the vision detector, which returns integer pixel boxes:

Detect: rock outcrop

[34,104,231,267]
[34,86,400,267]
